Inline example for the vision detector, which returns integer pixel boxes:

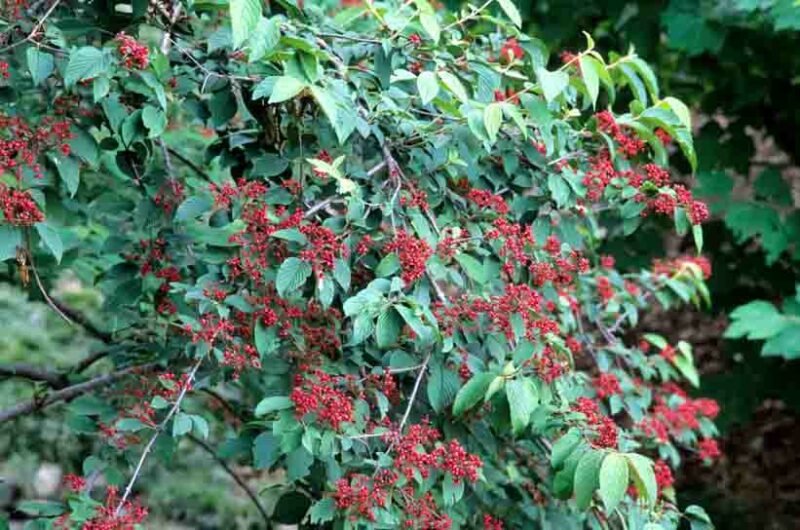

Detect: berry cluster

[499,38,524,64]
[384,229,433,285]
[290,370,354,430]
[0,184,44,225]
[55,486,148,530]
[572,397,618,449]
[466,188,510,215]
[116,32,149,70]
[0,113,73,180]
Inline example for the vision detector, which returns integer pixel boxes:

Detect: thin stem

[114,357,204,515]
[398,352,431,432]
[443,0,494,32]
[187,434,270,526]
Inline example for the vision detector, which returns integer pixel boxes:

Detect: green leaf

[599,452,629,513]
[417,71,439,104]
[395,304,433,344]
[426,362,460,413]
[230,0,262,49]
[53,154,80,197]
[65,47,108,87]
[172,412,193,437]
[761,325,800,359]
[536,68,569,103]
[375,307,403,348]
[455,253,486,284]
[661,96,692,130]
[309,498,336,524]
[269,76,306,104]
[16,501,65,517]
[35,223,63,263]
[26,48,54,86]
[496,0,522,27]
[685,505,714,530]
[0,226,21,262]
[551,429,581,469]
[674,341,700,387]
[117,418,147,431]
[626,453,657,507]
[438,71,468,103]
[416,0,440,42]
[579,55,602,107]
[275,257,312,297]
[286,447,313,481]
[452,372,496,416]
[142,106,167,138]
[442,472,465,506]
[574,449,604,510]
[253,432,280,469]
[248,16,281,61]
[484,102,503,143]
[506,378,538,435]
[255,396,293,416]
[725,300,789,340]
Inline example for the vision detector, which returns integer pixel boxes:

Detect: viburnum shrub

[1,0,719,528]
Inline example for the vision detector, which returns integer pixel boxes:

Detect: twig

[29,252,72,325]
[0,364,155,424]
[114,357,204,516]
[0,0,62,53]
[315,32,382,45]
[159,0,183,54]
[398,352,431,432]
[74,349,113,373]
[51,298,112,343]
[186,434,270,526]
[166,147,213,182]
[304,197,339,218]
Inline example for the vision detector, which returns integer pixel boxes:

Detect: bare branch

[0,363,156,424]
[166,147,213,182]
[51,298,113,343]
[115,357,204,516]
[398,352,431,432]
[186,434,270,526]
[0,363,66,388]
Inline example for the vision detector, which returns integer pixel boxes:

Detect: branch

[51,298,113,343]
[0,363,66,388]
[166,147,213,182]
[0,0,62,53]
[398,352,431,432]
[0,363,156,424]
[115,357,204,516]
[186,434,270,526]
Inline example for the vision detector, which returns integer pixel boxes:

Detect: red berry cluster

[400,181,429,209]
[116,32,149,70]
[290,370,354,430]
[0,113,73,180]
[0,184,44,225]
[299,223,343,277]
[654,459,674,495]
[466,188,510,215]
[483,514,504,530]
[385,229,433,284]
[571,397,618,448]
[596,110,645,158]
[55,486,148,530]
[313,149,333,178]
[698,438,721,461]
[0,61,10,79]
[593,372,621,399]
[499,38,524,64]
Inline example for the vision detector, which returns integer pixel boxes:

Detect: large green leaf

[230,0,262,49]
[599,452,629,513]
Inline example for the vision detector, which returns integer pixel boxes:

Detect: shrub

[1,0,719,528]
